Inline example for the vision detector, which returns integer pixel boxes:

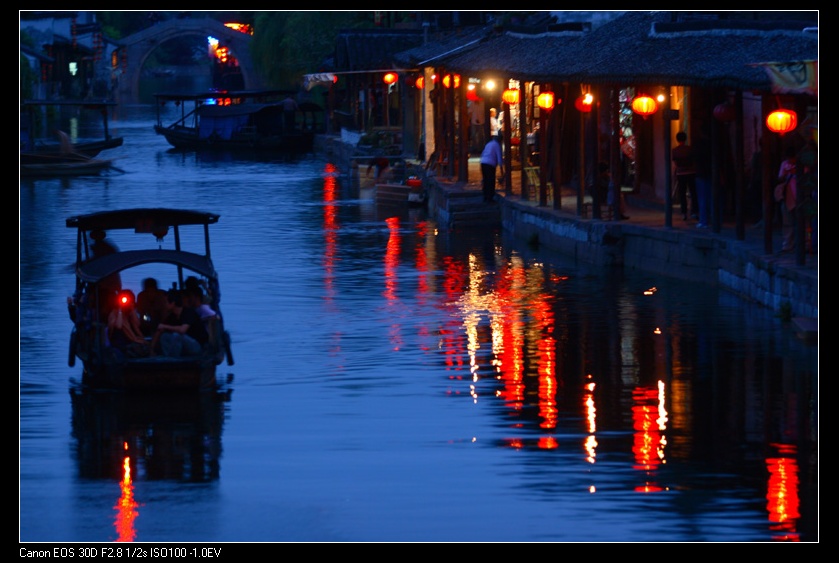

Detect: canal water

[20,103,818,543]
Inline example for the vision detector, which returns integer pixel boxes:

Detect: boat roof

[66,208,219,231]
[76,249,217,284]
[153,89,295,102]
[197,103,283,118]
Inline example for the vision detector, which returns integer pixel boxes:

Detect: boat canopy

[75,249,217,284]
[66,208,219,231]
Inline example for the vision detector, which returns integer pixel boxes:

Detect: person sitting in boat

[184,285,218,322]
[150,289,209,358]
[90,229,122,320]
[107,289,149,357]
[137,277,168,336]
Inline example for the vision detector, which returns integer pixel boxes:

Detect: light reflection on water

[19,105,817,542]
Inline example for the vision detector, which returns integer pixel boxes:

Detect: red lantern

[442,74,460,88]
[631,94,657,117]
[574,94,592,113]
[415,76,424,89]
[502,88,520,105]
[713,102,736,122]
[537,92,555,110]
[383,72,398,85]
[766,109,798,135]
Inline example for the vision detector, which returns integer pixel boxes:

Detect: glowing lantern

[713,102,736,122]
[766,109,798,135]
[415,76,424,89]
[574,94,592,113]
[631,94,657,117]
[383,72,398,85]
[537,92,555,110]
[502,88,520,105]
[442,74,460,88]
[466,89,482,102]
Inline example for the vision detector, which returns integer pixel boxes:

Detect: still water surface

[20,104,818,542]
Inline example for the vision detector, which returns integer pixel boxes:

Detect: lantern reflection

[384,216,402,349]
[766,443,801,541]
[114,447,139,542]
[322,163,338,304]
[631,382,668,492]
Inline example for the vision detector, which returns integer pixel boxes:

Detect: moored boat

[21,152,116,177]
[153,89,320,153]
[21,99,124,157]
[66,208,234,391]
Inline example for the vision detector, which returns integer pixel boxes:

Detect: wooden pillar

[663,87,672,228]
[446,73,456,177]
[503,100,513,195]
[552,83,566,210]
[577,96,585,216]
[539,94,548,207]
[760,97,773,253]
[610,88,622,219]
[591,86,602,219]
[458,76,469,183]
[518,83,529,198]
[734,90,745,240]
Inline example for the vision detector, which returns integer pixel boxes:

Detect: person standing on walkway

[480,136,504,203]
[693,126,712,229]
[489,108,501,140]
[671,131,698,221]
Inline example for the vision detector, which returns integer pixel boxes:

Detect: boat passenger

[184,285,218,323]
[107,289,149,357]
[90,229,122,320]
[137,277,168,336]
[151,289,209,358]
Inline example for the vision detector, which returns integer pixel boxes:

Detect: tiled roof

[408,11,818,92]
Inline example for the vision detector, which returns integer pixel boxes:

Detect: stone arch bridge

[116,17,262,103]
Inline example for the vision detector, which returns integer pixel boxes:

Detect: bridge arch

[117,17,262,103]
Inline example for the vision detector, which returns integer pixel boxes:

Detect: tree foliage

[250,11,371,90]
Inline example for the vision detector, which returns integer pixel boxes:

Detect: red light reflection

[322,163,338,304]
[114,443,139,542]
[383,216,402,349]
[631,383,668,492]
[766,443,801,541]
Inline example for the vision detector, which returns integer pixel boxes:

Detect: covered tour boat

[153,89,319,153]
[66,208,234,391]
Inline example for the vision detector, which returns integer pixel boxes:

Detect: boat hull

[21,158,113,177]
[155,125,314,153]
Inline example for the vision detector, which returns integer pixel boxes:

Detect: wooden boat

[66,208,234,391]
[20,99,124,157]
[21,152,115,177]
[153,89,320,153]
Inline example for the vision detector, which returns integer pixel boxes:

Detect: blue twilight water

[20,104,818,543]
